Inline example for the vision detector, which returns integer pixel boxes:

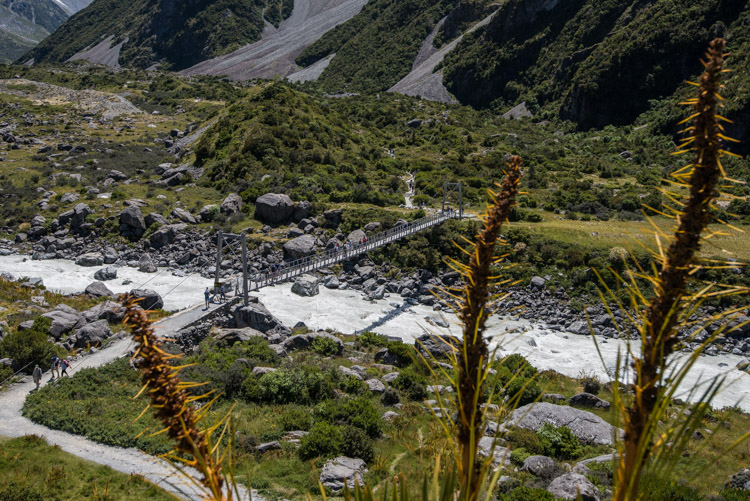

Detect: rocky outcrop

[255,193,294,225]
[73,319,112,348]
[94,266,118,281]
[220,193,243,216]
[234,302,289,335]
[283,234,316,260]
[84,281,113,297]
[42,304,85,340]
[503,402,620,446]
[119,206,146,238]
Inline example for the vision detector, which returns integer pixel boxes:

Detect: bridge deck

[249,211,458,291]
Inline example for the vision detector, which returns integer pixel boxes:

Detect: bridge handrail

[248,211,458,290]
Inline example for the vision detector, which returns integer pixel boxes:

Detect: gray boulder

[415,334,460,360]
[138,254,157,273]
[81,301,125,324]
[129,289,164,310]
[546,473,600,501]
[347,229,366,244]
[171,208,197,224]
[324,275,340,289]
[234,302,290,335]
[220,193,243,216]
[319,456,368,493]
[42,304,85,340]
[256,441,281,454]
[198,205,219,222]
[291,275,319,297]
[366,379,386,394]
[521,455,558,479]
[283,234,316,260]
[374,348,401,366]
[215,327,266,345]
[149,224,185,249]
[75,252,104,267]
[73,320,112,348]
[85,281,113,297]
[145,212,168,228]
[119,206,146,237]
[568,320,590,335]
[94,266,118,281]
[503,402,620,446]
[530,276,546,289]
[255,193,294,225]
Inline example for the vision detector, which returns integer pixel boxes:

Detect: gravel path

[0,307,222,500]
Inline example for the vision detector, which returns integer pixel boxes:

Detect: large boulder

[255,193,294,225]
[347,229,366,244]
[569,392,611,409]
[94,266,118,281]
[220,193,243,216]
[75,252,104,267]
[214,327,266,345]
[283,331,343,354]
[546,473,600,501]
[138,253,157,273]
[521,455,558,479]
[145,212,168,228]
[42,304,85,340]
[81,301,126,324]
[415,334,460,360]
[171,208,197,224]
[234,302,290,335]
[283,234,316,260]
[119,206,146,238]
[319,457,368,493]
[129,289,164,310]
[291,275,319,297]
[149,224,186,249]
[85,281,113,297]
[503,402,620,446]
[73,320,112,349]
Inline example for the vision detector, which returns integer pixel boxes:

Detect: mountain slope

[441,0,750,131]
[25,0,296,69]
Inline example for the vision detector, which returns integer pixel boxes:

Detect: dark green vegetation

[26,0,294,69]
[0,435,174,501]
[442,0,750,149]
[23,331,750,500]
[296,0,454,93]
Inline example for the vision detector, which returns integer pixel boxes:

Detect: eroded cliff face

[442,0,750,131]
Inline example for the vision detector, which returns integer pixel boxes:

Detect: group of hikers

[31,355,72,391]
[204,284,229,309]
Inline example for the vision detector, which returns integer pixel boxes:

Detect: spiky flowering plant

[122,296,239,501]
[592,38,750,501]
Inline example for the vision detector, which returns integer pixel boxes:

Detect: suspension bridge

[216,182,464,305]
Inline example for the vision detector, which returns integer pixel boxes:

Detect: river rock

[85,281,113,297]
[415,334,460,360]
[283,234,316,259]
[546,473,599,501]
[255,193,294,224]
[319,456,368,493]
[291,275,319,297]
[75,252,104,267]
[94,266,118,281]
[138,253,157,273]
[234,302,290,335]
[503,402,619,446]
[129,289,164,310]
[324,275,340,289]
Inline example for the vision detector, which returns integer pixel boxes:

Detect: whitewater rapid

[1,254,748,411]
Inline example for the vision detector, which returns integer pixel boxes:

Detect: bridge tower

[442,182,463,219]
[213,231,249,305]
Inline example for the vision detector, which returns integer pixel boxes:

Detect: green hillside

[25,0,294,69]
[1,0,68,34]
[0,29,36,64]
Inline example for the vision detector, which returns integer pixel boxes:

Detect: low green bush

[505,375,542,406]
[641,477,703,501]
[385,341,414,367]
[381,387,400,406]
[279,406,314,432]
[509,447,531,466]
[497,486,554,501]
[392,368,428,401]
[538,424,583,460]
[242,368,334,405]
[340,425,374,462]
[358,331,389,348]
[506,428,545,455]
[311,336,341,357]
[315,397,383,438]
[719,489,750,501]
[298,422,343,460]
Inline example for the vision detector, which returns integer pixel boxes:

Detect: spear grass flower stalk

[122,296,237,501]
[609,38,749,501]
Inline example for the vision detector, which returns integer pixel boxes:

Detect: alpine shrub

[279,405,314,432]
[340,425,374,462]
[538,424,583,460]
[298,421,343,460]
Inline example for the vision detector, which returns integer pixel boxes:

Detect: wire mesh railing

[248,211,458,291]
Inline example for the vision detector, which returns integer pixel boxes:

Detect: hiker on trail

[32,364,42,390]
[60,359,72,377]
[220,285,226,302]
[204,287,210,309]
[50,356,60,380]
